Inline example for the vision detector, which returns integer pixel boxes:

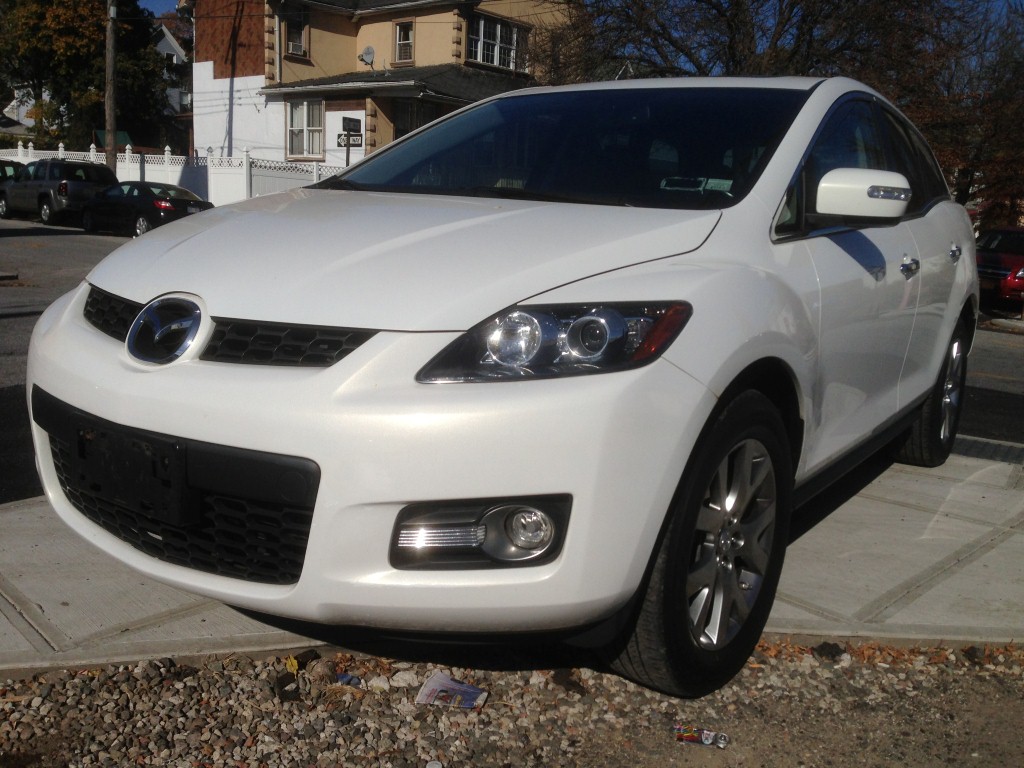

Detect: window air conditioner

[288,41,305,56]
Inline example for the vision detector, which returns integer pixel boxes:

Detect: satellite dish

[357,46,375,68]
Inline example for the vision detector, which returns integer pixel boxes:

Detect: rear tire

[892,319,968,467]
[0,195,8,219]
[608,391,792,697]
[134,215,151,237]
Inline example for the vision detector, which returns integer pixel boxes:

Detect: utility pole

[105,0,117,171]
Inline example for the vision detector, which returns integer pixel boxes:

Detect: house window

[283,6,310,58]
[288,100,324,158]
[467,14,527,71]
[395,21,414,64]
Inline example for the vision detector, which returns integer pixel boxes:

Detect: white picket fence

[0,141,346,207]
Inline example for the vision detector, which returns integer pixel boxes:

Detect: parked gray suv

[0,159,118,224]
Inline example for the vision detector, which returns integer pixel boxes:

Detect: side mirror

[816,168,911,220]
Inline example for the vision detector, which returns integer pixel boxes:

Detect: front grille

[84,287,143,341]
[83,286,376,367]
[35,387,320,585]
[201,319,376,366]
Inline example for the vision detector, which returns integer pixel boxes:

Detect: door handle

[900,258,921,279]
[949,244,962,262]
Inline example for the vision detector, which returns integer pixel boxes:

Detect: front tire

[892,318,968,467]
[0,195,8,219]
[609,391,792,697]
[39,199,55,224]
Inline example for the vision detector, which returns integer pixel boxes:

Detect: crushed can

[674,723,730,749]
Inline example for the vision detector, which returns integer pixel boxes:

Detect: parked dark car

[82,182,214,237]
[0,158,24,185]
[976,227,1024,308]
[0,159,118,224]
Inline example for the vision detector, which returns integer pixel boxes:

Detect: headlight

[417,302,692,382]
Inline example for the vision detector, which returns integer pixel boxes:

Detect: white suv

[27,77,978,697]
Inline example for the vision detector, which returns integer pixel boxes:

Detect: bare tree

[534,0,1021,225]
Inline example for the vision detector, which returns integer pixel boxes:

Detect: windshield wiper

[449,186,615,205]
[312,177,370,191]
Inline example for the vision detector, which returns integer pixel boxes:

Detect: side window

[877,109,950,215]
[805,100,885,205]
[775,99,886,237]
[49,163,62,181]
[394,21,414,64]
[283,6,309,58]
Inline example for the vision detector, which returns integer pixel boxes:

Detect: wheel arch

[718,357,804,473]
[959,298,978,355]
[600,356,803,639]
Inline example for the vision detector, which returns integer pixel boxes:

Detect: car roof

[486,75,888,117]
[497,75,872,97]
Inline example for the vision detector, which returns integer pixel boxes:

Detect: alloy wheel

[940,338,965,444]
[686,438,777,650]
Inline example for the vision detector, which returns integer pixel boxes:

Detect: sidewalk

[1,436,1022,679]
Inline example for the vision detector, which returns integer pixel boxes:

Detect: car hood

[88,187,721,331]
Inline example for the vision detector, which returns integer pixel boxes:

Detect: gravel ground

[1,640,1022,767]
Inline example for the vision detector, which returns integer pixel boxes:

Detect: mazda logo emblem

[127,297,202,364]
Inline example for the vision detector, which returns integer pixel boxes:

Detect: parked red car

[976,228,1024,307]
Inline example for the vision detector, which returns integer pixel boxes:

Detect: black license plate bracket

[73,421,198,527]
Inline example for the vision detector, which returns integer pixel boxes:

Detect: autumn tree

[0,0,170,150]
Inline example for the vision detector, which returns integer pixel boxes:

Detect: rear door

[876,107,974,406]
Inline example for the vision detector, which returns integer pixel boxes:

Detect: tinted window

[878,109,949,213]
[151,185,201,200]
[805,100,886,211]
[331,87,810,210]
[978,230,1024,254]
[776,98,887,236]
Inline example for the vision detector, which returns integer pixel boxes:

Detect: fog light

[506,508,553,550]
[480,503,558,562]
[390,495,571,569]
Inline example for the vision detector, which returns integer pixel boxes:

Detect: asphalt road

[1,217,1022,505]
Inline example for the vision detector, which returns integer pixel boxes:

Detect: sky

[139,0,179,17]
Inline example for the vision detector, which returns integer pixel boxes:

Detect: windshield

[321,87,809,209]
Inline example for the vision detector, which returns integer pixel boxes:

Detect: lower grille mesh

[33,383,322,587]
[49,433,314,584]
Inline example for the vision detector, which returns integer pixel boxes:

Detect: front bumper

[28,283,716,633]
